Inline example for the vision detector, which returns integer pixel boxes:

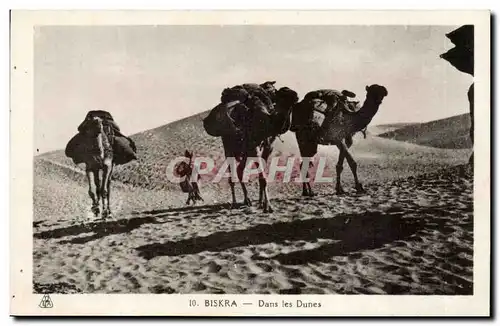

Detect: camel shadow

[34,215,164,244]
[259,215,422,265]
[140,202,237,216]
[33,202,245,245]
[134,210,426,260]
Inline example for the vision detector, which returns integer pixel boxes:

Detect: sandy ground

[33,138,473,294]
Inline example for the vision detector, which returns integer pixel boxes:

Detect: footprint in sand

[281,266,304,279]
[256,263,274,273]
[206,261,222,273]
[123,272,142,290]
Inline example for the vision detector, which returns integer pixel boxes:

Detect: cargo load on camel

[202,82,277,139]
[65,110,138,166]
[291,89,364,137]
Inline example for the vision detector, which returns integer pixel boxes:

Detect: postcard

[10,10,490,316]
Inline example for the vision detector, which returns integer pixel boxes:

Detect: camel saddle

[65,110,138,166]
[301,89,360,128]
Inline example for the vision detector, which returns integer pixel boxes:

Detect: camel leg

[93,169,102,208]
[257,146,273,213]
[338,142,364,193]
[240,182,251,206]
[222,138,241,208]
[297,133,317,197]
[237,156,252,207]
[257,156,266,207]
[227,164,238,208]
[258,174,273,213]
[86,168,100,217]
[335,147,346,195]
[300,160,308,196]
[299,159,315,197]
[300,157,316,197]
[106,164,114,213]
[229,180,237,208]
[258,168,273,213]
[101,161,113,218]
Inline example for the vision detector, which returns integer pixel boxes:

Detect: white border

[10,10,491,317]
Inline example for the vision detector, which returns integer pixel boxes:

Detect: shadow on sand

[34,215,164,245]
[134,209,425,261]
[138,202,235,216]
[33,202,245,245]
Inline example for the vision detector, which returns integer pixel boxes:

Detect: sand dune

[377,113,472,149]
[38,111,470,191]
[33,113,473,295]
[367,123,413,136]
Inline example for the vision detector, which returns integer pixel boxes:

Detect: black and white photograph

[9,10,491,316]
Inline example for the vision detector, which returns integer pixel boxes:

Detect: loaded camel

[65,110,137,218]
[291,85,388,196]
[203,82,299,212]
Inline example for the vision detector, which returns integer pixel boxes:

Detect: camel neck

[273,104,293,134]
[97,127,113,158]
[355,98,380,131]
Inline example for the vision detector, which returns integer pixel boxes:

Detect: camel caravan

[62,25,474,219]
[64,82,388,217]
[203,82,388,212]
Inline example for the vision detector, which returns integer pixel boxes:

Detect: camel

[79,115,115,218]
[291,84,388,196]
[203,84,299,212]
[65,110,137,218]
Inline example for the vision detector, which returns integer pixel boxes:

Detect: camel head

[275,87,299,113]
[273,87,299,135]
[81,116,105,137]
[365,84,388,105]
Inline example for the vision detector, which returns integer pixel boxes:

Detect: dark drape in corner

[440,25,474,165]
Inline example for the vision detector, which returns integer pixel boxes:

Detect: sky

[34,25,472,154]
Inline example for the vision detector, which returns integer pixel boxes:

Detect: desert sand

[33,113,473,295]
